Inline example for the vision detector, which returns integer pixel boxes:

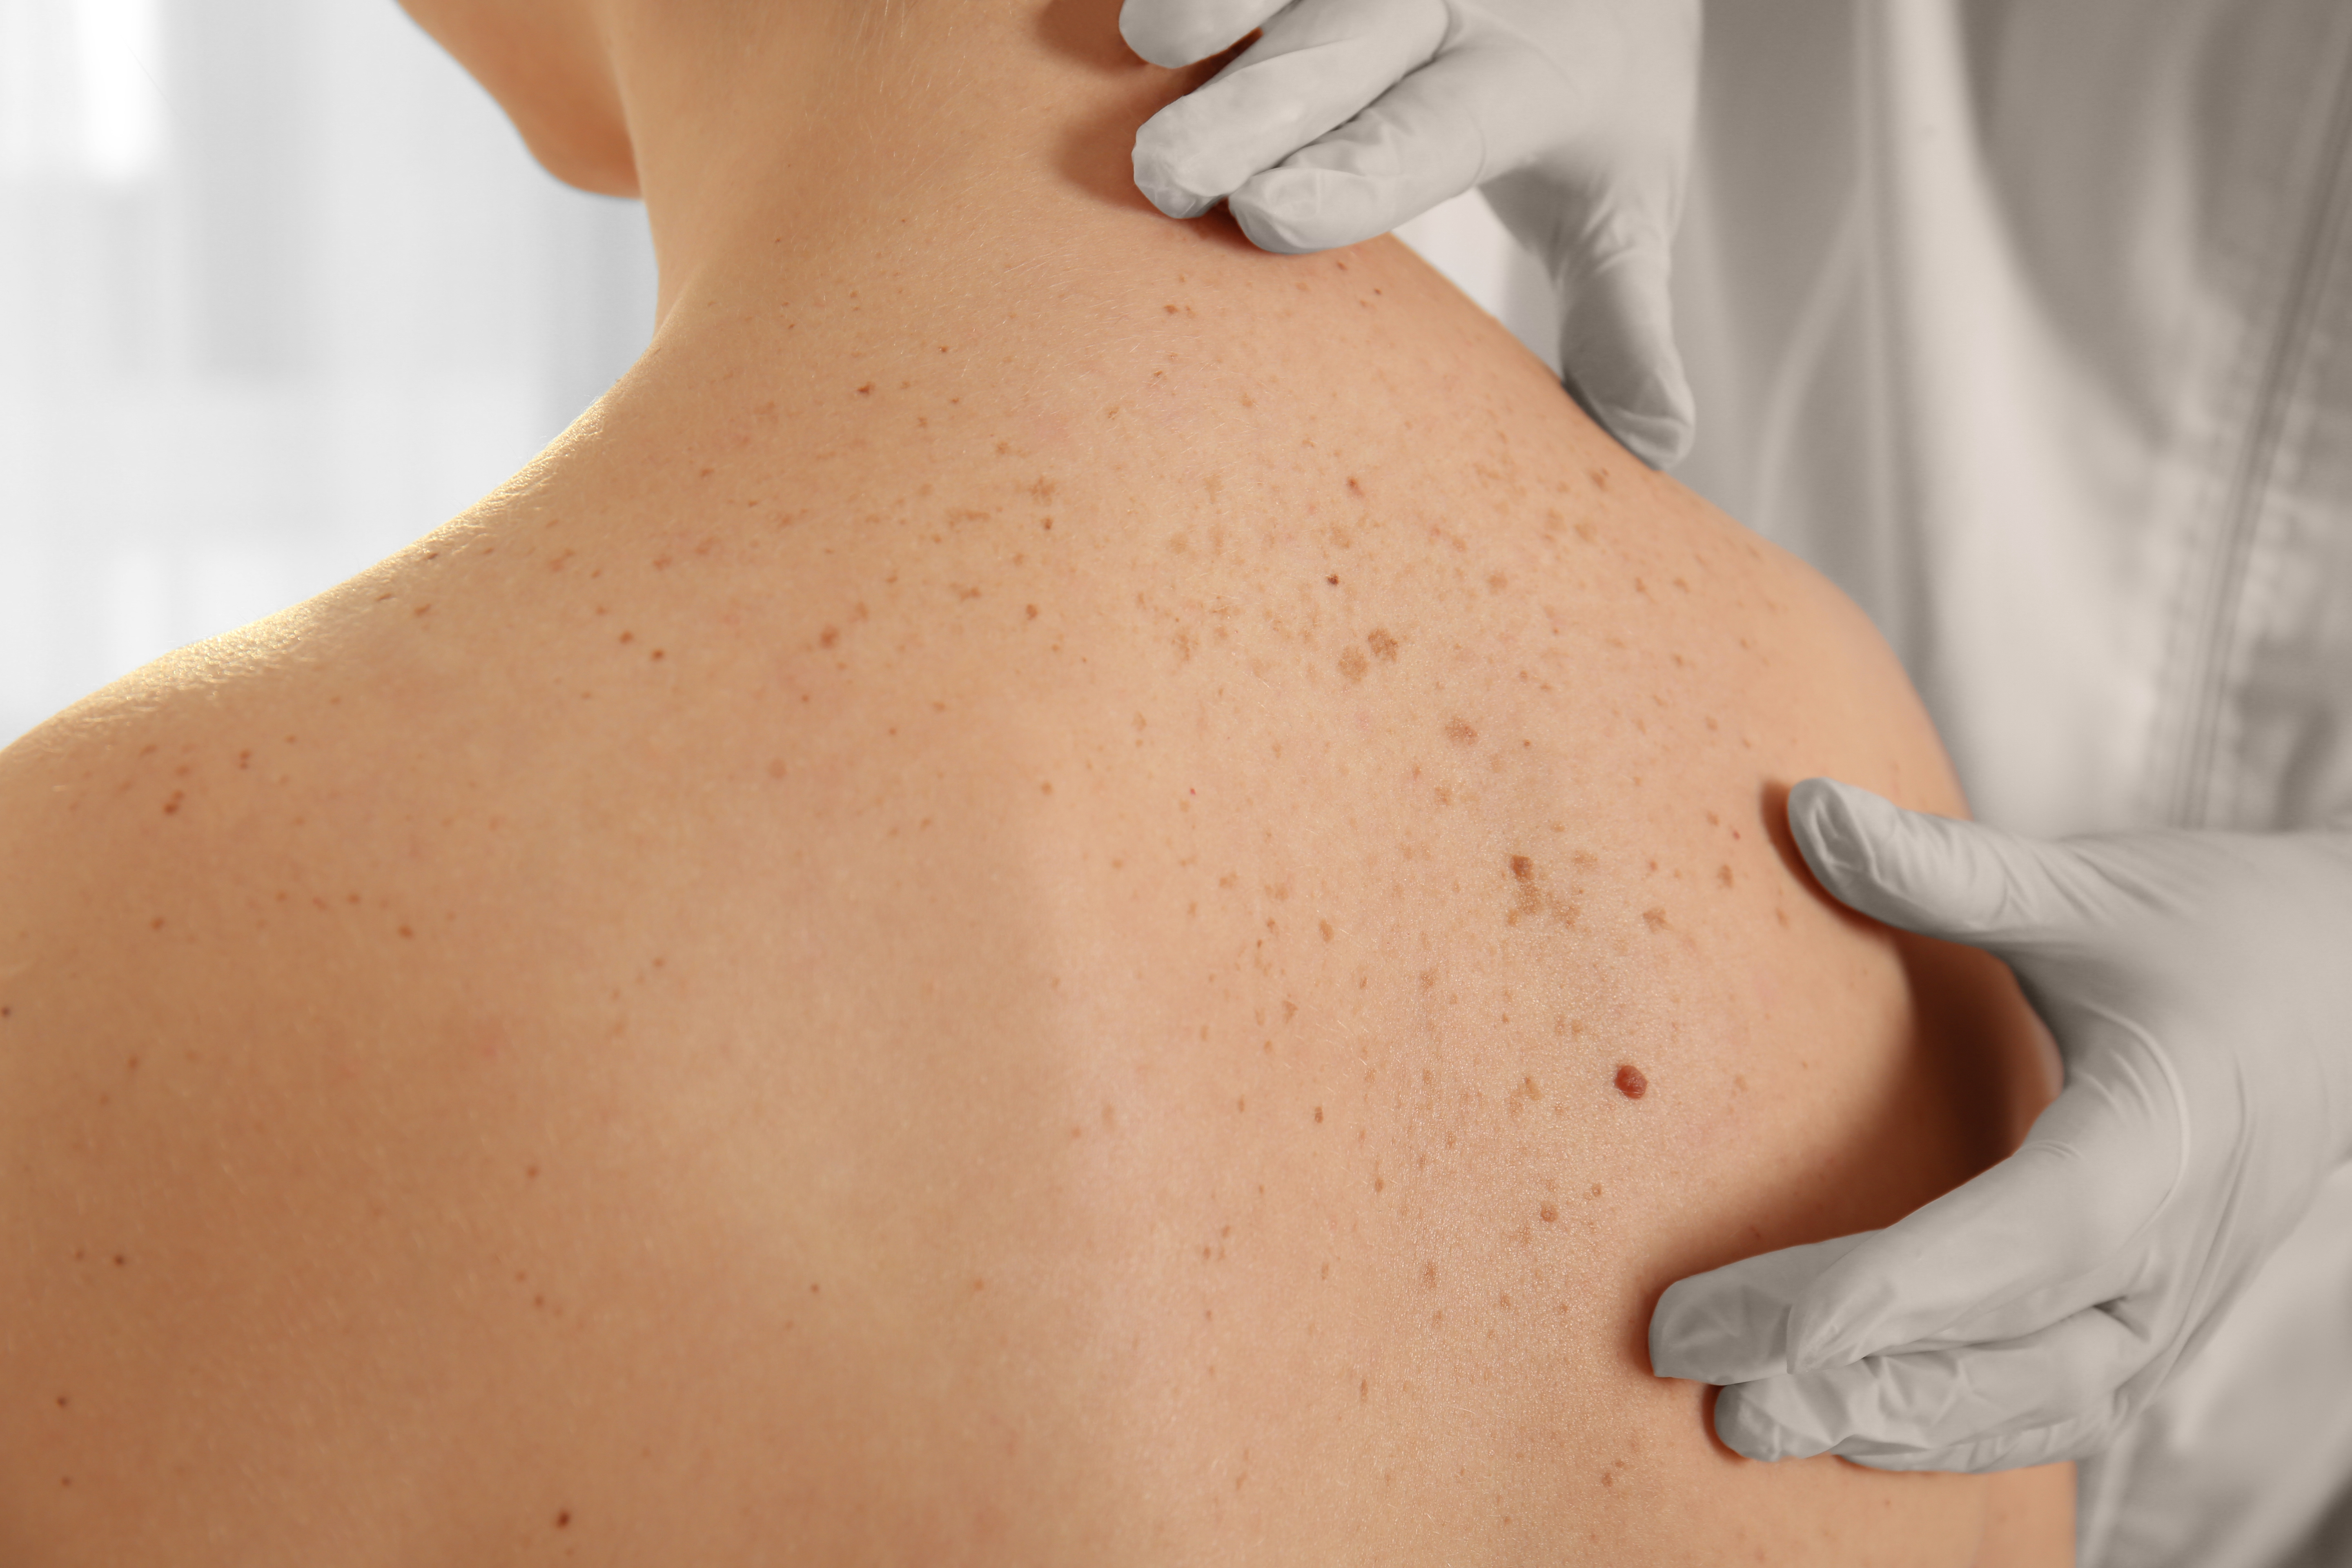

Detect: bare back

[0,235,2070,1564]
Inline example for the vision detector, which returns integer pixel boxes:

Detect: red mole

[1614,1064,1648,1100]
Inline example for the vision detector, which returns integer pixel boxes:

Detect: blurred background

[0,0,1560,751]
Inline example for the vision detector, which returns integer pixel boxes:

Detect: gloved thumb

[1554,229,1693,469]
[1481,168,1693,470]
[1786,778,2111,951]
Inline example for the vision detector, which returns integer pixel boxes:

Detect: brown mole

[1613,1064,1647,1100]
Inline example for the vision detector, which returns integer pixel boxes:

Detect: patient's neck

[610,2,1254,385]
[495,2,1548,559]
[506,3,1449,517]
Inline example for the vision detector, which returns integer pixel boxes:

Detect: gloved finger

[1649,1233,1876,1384]
[1130,0,1447,221]
[1652,1083,2162,1388]
[1838,1401,2130,1474]
[1120,0,1291,69]
[1553,223,1694,469]
[1480,156,1695,471]
[1787,777,2138,954]
[1714,1305,2147,1465]
[1225,41,1560,252]
[1782,1033,2184,1373]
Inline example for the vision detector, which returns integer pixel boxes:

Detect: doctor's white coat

[1667,4,2352,1565]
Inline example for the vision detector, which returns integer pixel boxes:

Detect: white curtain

[0,0,1551,752]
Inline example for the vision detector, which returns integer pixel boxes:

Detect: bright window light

[0,0,167,181]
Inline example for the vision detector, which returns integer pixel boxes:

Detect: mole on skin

[1614,1065,1647,1100]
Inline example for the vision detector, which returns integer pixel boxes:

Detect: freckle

[1374,1173,1385,1192]
[1445,717,1478,746]
[1319,920,1334,940]
[651,649,665,660]
[820,626,839,648]
[1041,781,1054,795]
[399,925,414,938]
[1615,1065,1648,1099]
[1102,1102,1116,1128]
[856,383,873,395]
[150,916,165,930]
[556,1512,570,1529]
[1026,604,1038,619]
[620,631,634,644]
[1510,855,1532,880]
[1589,467,1611,491]
[1540,1203,1558,1223]
[161,791,183,815]
[113,1254,126,1266]
[1642,906,1669,931]
[810,1283,820,1294]
[1717,865,1735,888]
[1338,647,1368,682]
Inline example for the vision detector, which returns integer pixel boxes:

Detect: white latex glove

[1122,0,1700,470]
[1648,777,2352,1470]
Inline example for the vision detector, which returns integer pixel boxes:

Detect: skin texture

[0,0,2071,1561]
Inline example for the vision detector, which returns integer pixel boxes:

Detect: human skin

[0,0,2071,1561]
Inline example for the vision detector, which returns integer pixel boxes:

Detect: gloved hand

[1649,777,2352,1470]
[1122,0,1701,470]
